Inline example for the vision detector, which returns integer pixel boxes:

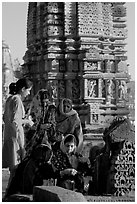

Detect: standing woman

[2,78,33,180]
[2,82,16,143]
[55,98,83,153]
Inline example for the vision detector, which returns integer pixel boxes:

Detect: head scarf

[31,143,53,164]
[56,98,78,123]
[60,134,79,169]
[60,134,77,154]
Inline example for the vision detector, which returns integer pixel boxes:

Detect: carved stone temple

[23,2,130,136]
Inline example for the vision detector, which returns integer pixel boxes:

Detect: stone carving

[47,3,63,13]
[108,140,135,196]
[106,79,116,104]
[78,2,102,36]
[84,62,98,71]
[90,103,100,112]
[92,114,98,123]
[67,59,73,72]
[118,61,128,73]
[59,60,66,72]
[58,80,66,99]
[101,79,106,98]
[107,80,114,97]
[112,4,127,38]
[86,46,100,60]
[65,3,77,36]
[87,79,98,98]
[101,3,113,37]
[90,103,100,124]
[72,79,80,100]
[113,27,127,38]
[51,59,59,71]
[112,4,126,17]
[118,80,127,100]
[47,26,63,36]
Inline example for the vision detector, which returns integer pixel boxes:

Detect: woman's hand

[60,168,77,177]
[26,119,34,127]
[70,169,77,176]
[23,118,34,127]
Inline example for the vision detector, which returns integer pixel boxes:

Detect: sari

[25,89,57,158]
[55,98,83,153]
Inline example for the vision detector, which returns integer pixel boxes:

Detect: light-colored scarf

[56,98,78,123]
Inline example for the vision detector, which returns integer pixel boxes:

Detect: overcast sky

[2,2,135,80]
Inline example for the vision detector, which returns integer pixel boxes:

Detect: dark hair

[15,78,32,94]
[64,134,77,146]
[9,82,16,95]
[39,89,50,104]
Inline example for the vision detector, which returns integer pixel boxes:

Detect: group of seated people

[5,89,91,197]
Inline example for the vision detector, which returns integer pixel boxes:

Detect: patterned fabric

[51,149,72,171]
[25,89,57,158]
[51,135,89,173]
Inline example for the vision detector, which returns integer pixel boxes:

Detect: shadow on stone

[3,194,33,202]
[33,186,87,202]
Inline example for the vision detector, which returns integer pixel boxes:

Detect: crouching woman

[51,134,89,193]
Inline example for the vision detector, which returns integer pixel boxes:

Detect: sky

[2,1,136,81]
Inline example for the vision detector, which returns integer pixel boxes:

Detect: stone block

[33,186,87,202]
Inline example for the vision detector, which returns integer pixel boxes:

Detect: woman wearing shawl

[55,98,83,153]
[51,134,90,192]
[25,89,58,158]
[5,143,58,197]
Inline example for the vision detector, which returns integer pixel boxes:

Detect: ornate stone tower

[23,2,130,132]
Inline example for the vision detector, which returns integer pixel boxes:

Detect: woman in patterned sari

[24,89,58,158]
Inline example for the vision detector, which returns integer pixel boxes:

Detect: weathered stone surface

[33,186,87,202]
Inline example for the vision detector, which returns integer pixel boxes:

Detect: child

[51,134,90,193]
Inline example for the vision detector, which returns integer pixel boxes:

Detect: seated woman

[5,143,59,197]
[55,98,83,153]
[51,134,90,193]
